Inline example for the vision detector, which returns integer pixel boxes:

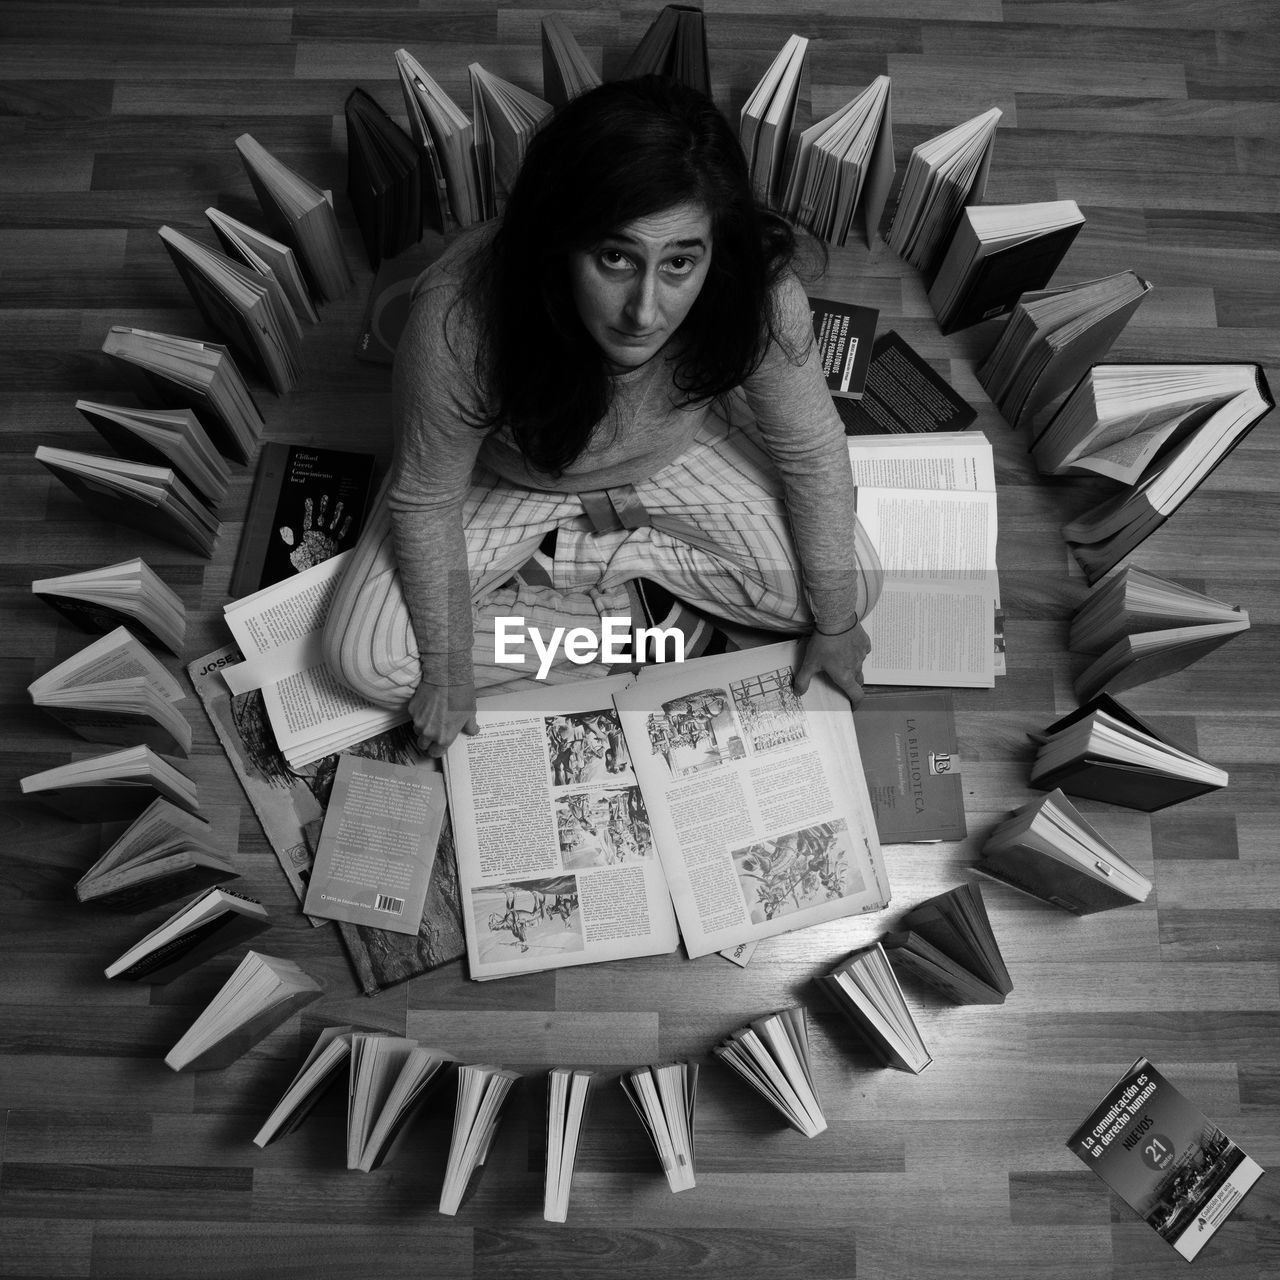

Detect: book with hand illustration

[235,133,353,303]
[438,1063,522,1214]
[229,441,376,597]
[468,63,552,220]
[886,107,1001,273]
[816,940,931,1074]
[621,1061,698,1192]
[1068,1057,1264,1261]
[926,200,1085,335]
[809,295,878,402]
[977,271,1152,428]
[104,885,268,981]
[347,1033,454,1172]
[344,86,422,269]
[1069,566,1251,701]
[835,330,977,434]
[540,15,600,108]
[158,224,302,395]
[782,75,894,249]
[254,1025,355,1147]
[207,206,320,325]
[883,882,1011,1004]
[19,744,197,823]
[394,47,482,229]
[101,325,264,465]
[712,1007,826,1138]
[621,5,711,97]
[164,950,324,1072]
[1044,363,1273,584]
[32,557,186,657]
[36,445,221,558]
[28,626,194,756]
[77,799,239,910]
[544,1067,595,1222]
[978,787,1152,914]
[740,34,810,208]
[74,399,231,509]
[1029,694,1227,812]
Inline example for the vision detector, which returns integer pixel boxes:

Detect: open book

[739,34,810,208]
[19,744,197,823]
[621,4,711,96]
[207,206,319,326]
[468,64,551,219]
[443,641,888,978]
[438,1064,521,1215]
[344,86,422,269]
[347,1033,454,1172]
[540,16,600,108]
[621,1061,698,1192]
[712,1007,826,1138]
[544,1067,595,1222]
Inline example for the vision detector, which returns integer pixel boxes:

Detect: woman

[323,75,883,757]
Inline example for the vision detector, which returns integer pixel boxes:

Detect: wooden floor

[2,3,1278,1278]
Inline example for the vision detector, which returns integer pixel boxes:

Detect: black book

[977,788,1152,915]
[540,15,600,108]
[344,87,423,269]
[229,441,377,597]
[622,5,711,97]
[1029,693,1228,812]
[883,882,1012,1004]
[927,201,1084,335]
[809,295,878,402]
[837,330,977,434]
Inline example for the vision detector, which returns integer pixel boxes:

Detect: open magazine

[443,640,889,979]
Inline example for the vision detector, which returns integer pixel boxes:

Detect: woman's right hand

[409,678,480,758]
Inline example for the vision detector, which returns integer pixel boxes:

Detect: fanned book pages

[540,15,600,108]
[344,87,423,269]
[164,950,324,1072]
[395,47,482,229]
[1069,566,1251,701]
[100,326,264,465]
[158,225,302,394]
[621,5,711,97]
[977,271,1152,428]
[19,744,197,823]
[739,34,810,207]
[27,625,194,756]
[32,557,186,657]
[712,1007,827,1138]
[468,64,552,220]
[816,940,931,1074]
[926,200,1085,335]
[978,788,1152,915]
[1043,363,1274,584]
[438,1064,522,1215]
[253,1026,355,1147]
[543,1067,595,1222]
[1028,694,1228,813]
[885,107,1001,273]
[620,1061,698,1192]
[104,886,268,982]
[234,132,353,303]
[76,799,239,911]
[207,206,320,326]
[781,75,894,249]
[882,882,1012,1005]
[74,399,231,509]
[346,1033,454,1172]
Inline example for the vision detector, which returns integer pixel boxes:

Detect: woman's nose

[624,273,659,329]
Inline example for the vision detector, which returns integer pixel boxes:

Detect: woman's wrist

[813,615,861,637]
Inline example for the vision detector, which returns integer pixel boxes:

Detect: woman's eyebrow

[604,232,708,252]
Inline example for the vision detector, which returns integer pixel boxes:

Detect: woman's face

[567,200,713,370]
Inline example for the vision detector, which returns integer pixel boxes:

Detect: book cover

[836,331,977,434]
[1068,1058,1264,1260]
[809,296,878,400]
[229,442,376,597]
[854,690,966,842]
[354,240,439,366]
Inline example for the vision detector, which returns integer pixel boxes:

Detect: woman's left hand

[793,623,872,708]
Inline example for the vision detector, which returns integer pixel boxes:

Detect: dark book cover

[345,86,423,270]
[1068,1057,1264,1260]
[34,592,174,654]
[882,930,1005,1005]
[77,856,238,912]
[354,240,439,366]
[229,442,377,597]
[809,296,878,399]
[854,690,966,841]
[111,896,269,982]
[836,330,977,434]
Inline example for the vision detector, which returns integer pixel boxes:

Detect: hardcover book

[345,86,422,269]
[540,15,600,108]
[621,5,711,97]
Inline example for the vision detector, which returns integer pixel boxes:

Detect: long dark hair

[460,75,802,475]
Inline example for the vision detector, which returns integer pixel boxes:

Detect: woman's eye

[599,250,631,271]
[665,256,698,276]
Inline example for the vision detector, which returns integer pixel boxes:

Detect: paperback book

[32,557,185,657]
[712,1007,826,1138]
[253,1025,355,1147]
[809,295,878,402]
[207,205,320,326]
[468,63,552,220]
[540,15,600,108]
[544,1067,595,1222]
[836,330,977,434]
[977,787,1152,914]
[19,744,197,823]
[438,1064,522,1214]
[1067,1057,1264,1261]
[739,34,810,208]
[620,1061,698,1192]
[347,1033,454,1172]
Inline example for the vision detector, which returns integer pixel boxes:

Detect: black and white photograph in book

[545,711,630,785]
[643,687,743,777]
[471,876,583,961]
[730,666,810,753]
[731,819,865,924]
[555,786,653,869]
